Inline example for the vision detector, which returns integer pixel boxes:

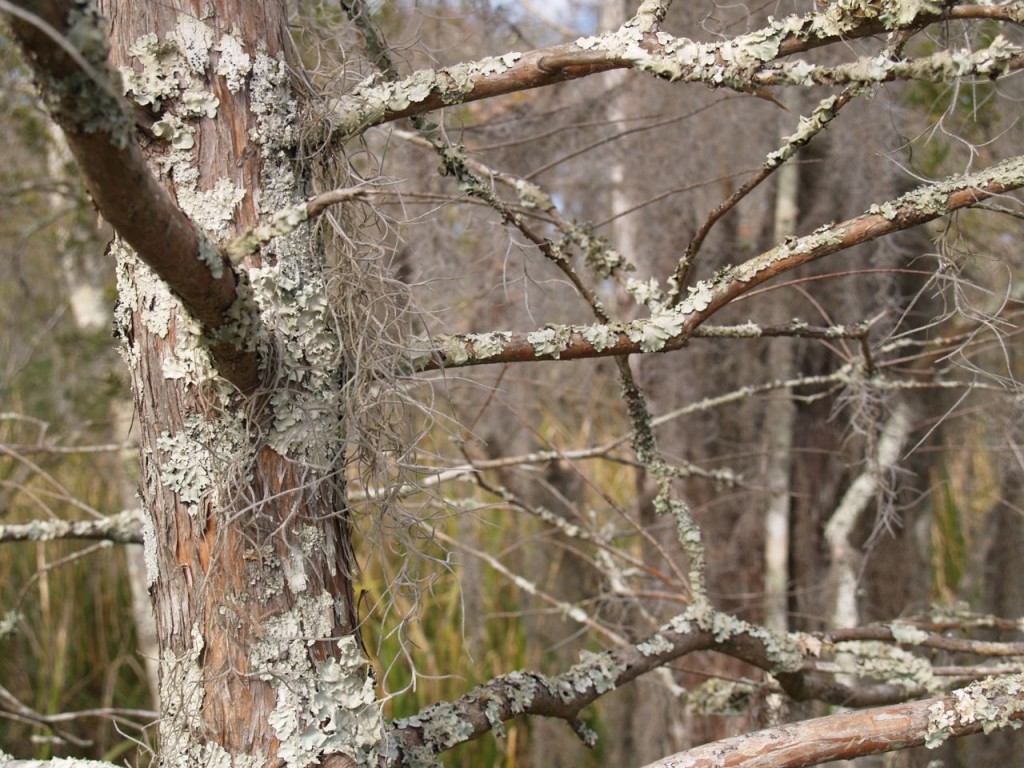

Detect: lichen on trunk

[102,1,386,764]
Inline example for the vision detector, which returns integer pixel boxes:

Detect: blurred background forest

[1,0,1023,766]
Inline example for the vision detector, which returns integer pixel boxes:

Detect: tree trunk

[103,2,379,764]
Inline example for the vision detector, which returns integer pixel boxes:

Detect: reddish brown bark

[9,0,261,391]
[92,1,361,762]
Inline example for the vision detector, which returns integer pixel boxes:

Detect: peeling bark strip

[7,0,260,392]
[415,155,1024,370]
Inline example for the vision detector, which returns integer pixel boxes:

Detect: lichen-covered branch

[413,155,1024,370]
[0,509,143,544]
[5,0,261,391]
[642,674,1024,768]
[387,602,802,764]
[225,186,370,263]
[671,88,859,298]
[0,752,118,767]
[387,598,1011,764]
[332,1,1024,135]
[824,625,1024,657]
[752,38,1024,88]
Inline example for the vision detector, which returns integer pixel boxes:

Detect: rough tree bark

[108,2,375,764]
[12,1,377,764]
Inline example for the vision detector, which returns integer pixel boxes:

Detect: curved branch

[413,155,1024,371]
[385,601,963,764]
[332,3,1023,135]
[5,0,260,391]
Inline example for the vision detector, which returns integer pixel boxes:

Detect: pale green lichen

[113,242,175,339]
[514,179,555,211]
[503,671,539,714]
[559,650,625,699]
[465,332,508,360]
[627,308,683,352]
[769,37,1024,87]
[334,53,522,133]
[156,413,244,508]
[678,280,714,312]
[243,46,350,462]
[0,610,21,641]
[121,33,180,110]
[65,2,111,64]
[227,203,309,264]
[437,336,470,365]
[395,701,476,764]
[170,163,246,239]
[527,326,571,359]
[152,114,195,149]
[637,634,673,657]
[215,32,252,92]
[574,0,960,92]
[890,622,930,645]
[197,233,225,280]
[663,601,804,673]
[925,674,1024,748]
[172,14,215,74]
[122,20,255,279]
[180,87,220,118]
[626,277,664,309]
[483,697,505,739]
[765,95,839,166]
[689,678,755,715]
[256,597,383,768]
[576,228,631,278]
[581,324,620,352]
[835,640,938,692]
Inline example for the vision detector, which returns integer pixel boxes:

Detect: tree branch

[412,155,1024,370]
[0,753,117,768]
[4,0,261,391]
[0,509,143,544]
[386,600,997,764]
[331,2,1023,135]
